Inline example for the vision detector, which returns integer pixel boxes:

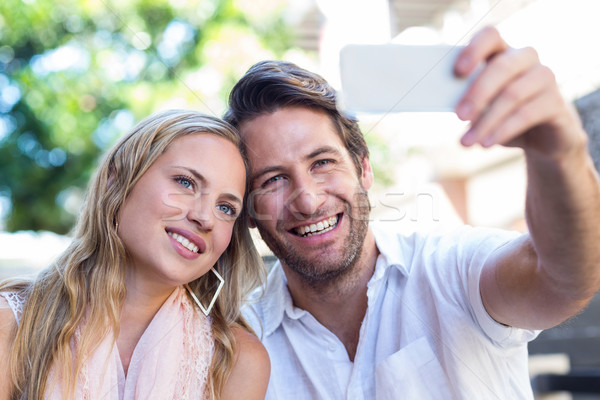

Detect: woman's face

[118,133,246,290]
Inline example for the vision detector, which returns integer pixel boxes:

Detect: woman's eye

[176,176,194,189]
[216,204,236,217]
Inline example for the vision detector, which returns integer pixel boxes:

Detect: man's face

[240,106,374,286]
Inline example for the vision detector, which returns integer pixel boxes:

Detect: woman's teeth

[168,232,199,253]
[296,216,338,237]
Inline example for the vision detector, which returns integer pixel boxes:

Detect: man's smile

[292,214,339,237]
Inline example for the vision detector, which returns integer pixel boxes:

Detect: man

[225,26,600,399]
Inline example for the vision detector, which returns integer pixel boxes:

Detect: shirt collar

[256,224,410,337]
[253,261,297,337]
[370,222,410,278]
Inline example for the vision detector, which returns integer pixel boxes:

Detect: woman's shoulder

[0,297,17,336]
[0,295,18,366]
[0,290,27,325]
[0,295,18,326]
[0,292,19,343]
[222,326,270,400]
[232,325,270,366]
[0,298,17,400]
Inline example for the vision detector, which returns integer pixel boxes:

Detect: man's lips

[292,214,339,237]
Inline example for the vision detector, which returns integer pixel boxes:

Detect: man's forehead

[244,132,346,169]
[239,108,344,153]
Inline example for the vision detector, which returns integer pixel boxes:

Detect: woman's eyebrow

[173,166,208,186]
[174,165,243,204]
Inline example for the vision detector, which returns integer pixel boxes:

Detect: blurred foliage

[0,0,295,233]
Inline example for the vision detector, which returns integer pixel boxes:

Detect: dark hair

[224,60,369,174]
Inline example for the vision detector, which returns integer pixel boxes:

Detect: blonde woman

[0,110,270,399]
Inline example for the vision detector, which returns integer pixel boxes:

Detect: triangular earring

[185,268,225,316]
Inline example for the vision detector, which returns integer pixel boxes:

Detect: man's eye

[263,175,285,187]
[216,204,237,217]
[314,159,334,169]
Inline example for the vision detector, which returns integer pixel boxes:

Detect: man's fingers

[464,89,560,149]
[457,46,540,122]
[461,63,553,146]
[455,26,508,76]
[492,92,563,147]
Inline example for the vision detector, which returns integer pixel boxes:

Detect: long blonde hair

[0,109,265,399]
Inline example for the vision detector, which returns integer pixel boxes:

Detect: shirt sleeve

[457,226,541,346]
[415,226,540,348]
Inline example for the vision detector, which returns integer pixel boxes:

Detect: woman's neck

[118,273,178,375]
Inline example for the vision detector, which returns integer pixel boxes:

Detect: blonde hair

[0,109,265,399]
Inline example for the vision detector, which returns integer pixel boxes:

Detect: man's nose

[287,175,326,218]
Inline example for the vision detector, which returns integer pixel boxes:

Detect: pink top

[0,286,214,399]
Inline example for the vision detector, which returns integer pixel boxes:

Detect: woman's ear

[106,164,117,190]
[107,174,115,189]
[106,171,121,232]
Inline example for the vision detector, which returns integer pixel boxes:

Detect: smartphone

[339,44,477,113]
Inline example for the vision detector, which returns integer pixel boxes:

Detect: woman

[0,110,270,399]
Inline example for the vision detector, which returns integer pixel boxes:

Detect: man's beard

[254,188,371,288]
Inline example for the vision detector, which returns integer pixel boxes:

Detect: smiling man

[225,26,600,399]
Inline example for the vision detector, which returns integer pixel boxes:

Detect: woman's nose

[186,195,214,231]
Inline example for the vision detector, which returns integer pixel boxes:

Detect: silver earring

[185,268,225,316]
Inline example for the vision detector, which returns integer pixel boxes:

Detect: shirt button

[328,344,336,352]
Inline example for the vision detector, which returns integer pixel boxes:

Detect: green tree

[0,0,295,233]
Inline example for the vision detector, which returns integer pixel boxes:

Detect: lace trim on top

[0,291,26,325]
[175,293,215,397]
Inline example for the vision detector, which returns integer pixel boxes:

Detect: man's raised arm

[455,26,600,330]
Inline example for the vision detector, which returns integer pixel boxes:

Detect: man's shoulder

[370,223,444,266]
[371,223,520,274]
[372,223,517,252]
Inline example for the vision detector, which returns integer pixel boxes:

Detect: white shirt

[244,224,539,400]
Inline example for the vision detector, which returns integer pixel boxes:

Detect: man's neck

[284,229,379,361]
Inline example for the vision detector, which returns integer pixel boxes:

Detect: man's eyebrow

[251,146,343,184]
[305,146,342,160]
[251,165,282,185]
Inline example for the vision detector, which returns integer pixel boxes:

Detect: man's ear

[245,188,260,228]
[360,156,374,191]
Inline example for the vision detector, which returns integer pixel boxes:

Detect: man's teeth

[168,232,199,253]
[296,216,338,237]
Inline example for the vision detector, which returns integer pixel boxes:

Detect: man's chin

[285,266,350,288]
[255,212,368,285]
[280,251,358,283]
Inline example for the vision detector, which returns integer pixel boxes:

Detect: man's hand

[458,26,600,330]
[454,26,587,162]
